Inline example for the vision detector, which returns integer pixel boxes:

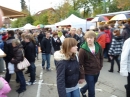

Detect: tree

[116,0,130,10]
[20,0,30,14]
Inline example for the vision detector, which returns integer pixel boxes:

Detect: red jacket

[97,32,106,49]
[104,29,111,43]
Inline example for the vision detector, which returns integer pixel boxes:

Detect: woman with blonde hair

[10,39,26,93]
[24,33,36,85]
[54,38,81,97]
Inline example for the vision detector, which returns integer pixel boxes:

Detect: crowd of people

[0,20,130,97]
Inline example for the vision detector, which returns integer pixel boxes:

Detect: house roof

[35,8,55,16]
[0,5,26,18]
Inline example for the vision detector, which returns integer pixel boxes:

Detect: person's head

[113,29,120,36]
[24,33,33,43]
[21,33,26,40]
[70,28,76,35]
[45,31,50,39]
[12,39,21,47]
[62,38,77,58]
[52,32,58,38]
[84,31,96,45]
[110,24,115,28]
[77,28,82,35]
[99,26,104,32]
[94,28,99,32]
[7,30,14,37]
[104,24,109,29]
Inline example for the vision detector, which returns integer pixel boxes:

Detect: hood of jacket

[114,36,123,40]
[13,44,23,52]
[80,41,100,54]
[54,50,70,61]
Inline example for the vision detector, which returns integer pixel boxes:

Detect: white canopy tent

[21,23,36,29]
[55,14,95,32]
[44,25,56,31]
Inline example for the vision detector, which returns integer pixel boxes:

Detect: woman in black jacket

[54,38,82,97]
[24,33,36,85]
[10,39,26,94]
[52,32,62,52]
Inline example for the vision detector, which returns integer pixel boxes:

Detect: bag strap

[21,49,24,57]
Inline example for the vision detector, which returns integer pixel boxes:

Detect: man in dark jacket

[4,30,15,83]
[41,32,51,71]
[66,28,80,50]
[122,23,130,41]
[38,31,45,44]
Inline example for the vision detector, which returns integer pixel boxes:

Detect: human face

[86,37,95,46]
[70,45,78,53]
[54,35,58,38]
[46,33,50,38]
[70,28,76,35]
[24,38,30,43]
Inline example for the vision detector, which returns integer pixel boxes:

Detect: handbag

[0,49,6,58]
[17,49,30,70]
[8,62,14,74]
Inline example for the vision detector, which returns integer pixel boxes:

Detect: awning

[0,6,26,18]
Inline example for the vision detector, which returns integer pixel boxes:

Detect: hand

[12,58,14,60]
[78,79,85,84]
[57,40,60,42]
[109,56,113,60]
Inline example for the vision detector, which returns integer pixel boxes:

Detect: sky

[0,0,63,14]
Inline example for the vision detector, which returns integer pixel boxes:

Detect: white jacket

[120,38,130,76]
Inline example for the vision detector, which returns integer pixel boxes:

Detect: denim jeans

[28,62,36,83]
[66,88,80,97]
[16,71,26,89]
[80,73,100,97]
[5,61,11,83]
[42,53,51,69]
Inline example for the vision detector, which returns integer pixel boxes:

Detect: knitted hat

[0,79,4,89]
[2,34,8,41]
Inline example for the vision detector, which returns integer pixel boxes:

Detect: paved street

[0,54,126,97]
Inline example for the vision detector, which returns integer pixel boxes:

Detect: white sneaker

[26,81,35,86]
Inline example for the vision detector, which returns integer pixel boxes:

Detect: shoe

[42,66,45,69]
[25,70,30,74]
[16,88,26,93]
[117,71,120,73]
[26,81,35,86]
[46,68,51,71]
[80,89,87,97]
[108,70,113,72]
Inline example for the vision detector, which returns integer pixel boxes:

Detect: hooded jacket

[108,36,124,56]
[54,51,79,97]
[10,44,24,71]
[79,42,103,79]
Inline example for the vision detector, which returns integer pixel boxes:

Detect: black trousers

[5,61,11,83]
[110,55,120,71]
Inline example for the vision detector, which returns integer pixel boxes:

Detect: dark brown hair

[52,32,58,37]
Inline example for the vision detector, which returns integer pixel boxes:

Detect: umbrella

[110,14,130,21]
[36,24,44,28]
[91,16,109,22]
